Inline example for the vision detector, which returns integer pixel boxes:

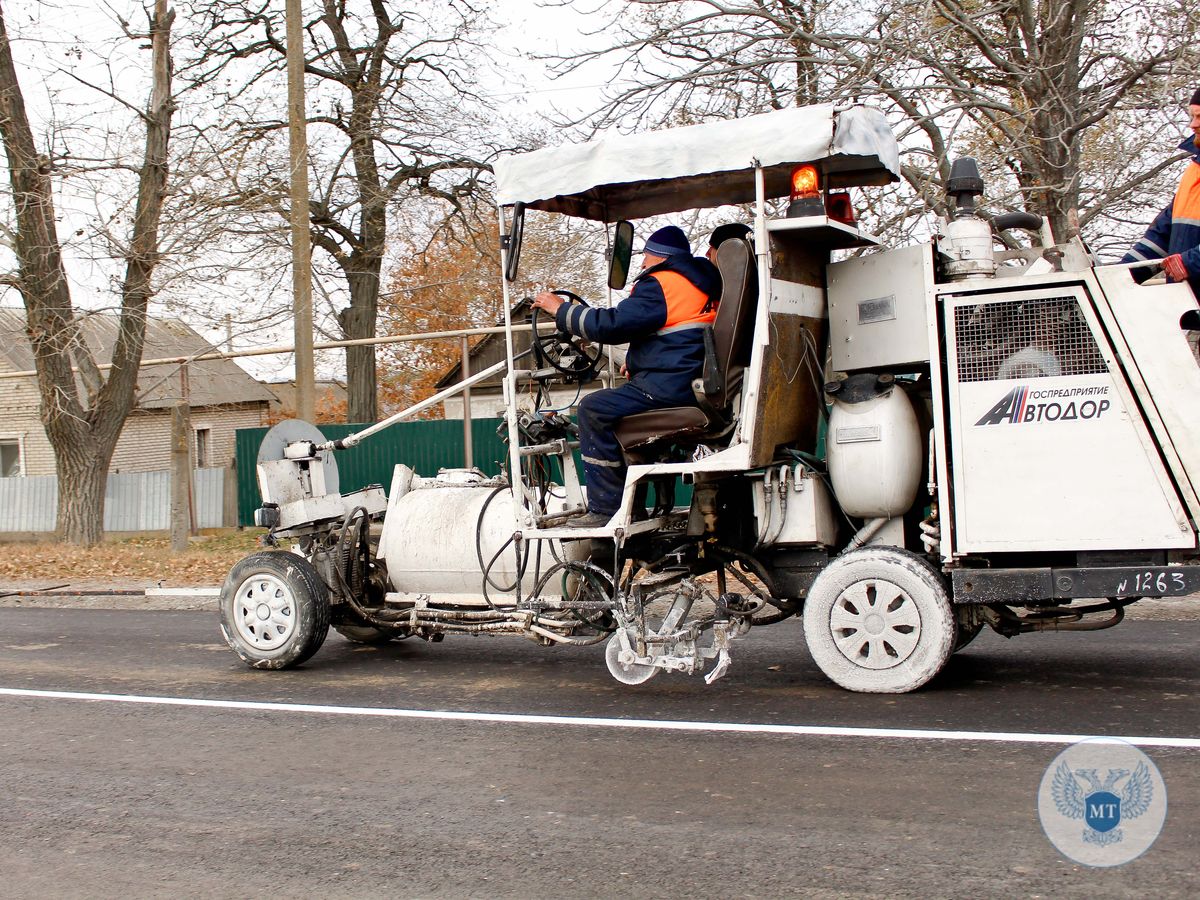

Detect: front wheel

[219,552,331,669]
[803,547,954,693]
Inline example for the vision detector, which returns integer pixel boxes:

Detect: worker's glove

[1163,253,1189,283]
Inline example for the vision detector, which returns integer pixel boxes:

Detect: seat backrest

[708,236,758,408]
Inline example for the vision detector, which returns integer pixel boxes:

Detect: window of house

[194,427,211,468]
[0,439,21,477]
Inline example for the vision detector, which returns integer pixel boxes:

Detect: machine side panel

[944,286,1193,552]
[827,243,933,370]
[1092,269,1200,520]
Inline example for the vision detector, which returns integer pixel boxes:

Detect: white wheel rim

[828,578,922,670]
[233,573,297,651]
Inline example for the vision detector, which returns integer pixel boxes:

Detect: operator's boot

[565,511,610,528]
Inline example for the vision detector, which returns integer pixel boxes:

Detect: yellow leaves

[0,531,265,585]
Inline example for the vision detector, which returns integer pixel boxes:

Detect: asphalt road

[0,607,1197,898]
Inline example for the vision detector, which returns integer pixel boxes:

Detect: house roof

[435,298,534,390]
[0,309,276,409]
[434,298,625,393]
[265,379,347,409]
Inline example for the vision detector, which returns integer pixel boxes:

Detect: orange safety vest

[649,270,717,335]
[1172,161,1200,226]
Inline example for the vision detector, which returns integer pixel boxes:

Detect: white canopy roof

[493,104,900,222]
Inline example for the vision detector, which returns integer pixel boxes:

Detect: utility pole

[169,401,191,553]
[286,0,315,422]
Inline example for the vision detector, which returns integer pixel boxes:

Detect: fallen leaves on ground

[0,531,267,585]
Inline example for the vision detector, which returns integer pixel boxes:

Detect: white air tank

[940,216,995,280]
[826,375,923,519]
[376,468,582,606]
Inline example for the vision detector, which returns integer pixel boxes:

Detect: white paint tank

[827,377,923,519]
[376,469,575,604]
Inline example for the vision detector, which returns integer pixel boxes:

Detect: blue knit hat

[643,225,691,258]
[1192,87,1200,106]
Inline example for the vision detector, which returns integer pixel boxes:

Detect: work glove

[1163,253,1189,283]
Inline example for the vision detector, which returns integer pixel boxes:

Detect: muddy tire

[803,547,954,693]
[219,552,330,670]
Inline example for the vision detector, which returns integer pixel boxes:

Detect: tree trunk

[54,441,112,547]
[0,2,175,546]
[338,260,381,423]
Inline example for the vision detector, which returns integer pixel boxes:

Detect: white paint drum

[827,384,923,518]
[377,482,577,605]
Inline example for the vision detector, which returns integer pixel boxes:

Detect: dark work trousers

[577,381,677,516]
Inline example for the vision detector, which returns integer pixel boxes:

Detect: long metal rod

[1103,259,1164,271]
[737,159,772,451]
[0,322,551,380]
[497,203,528,526]
[461,334,473,467]
[326,359,508,450]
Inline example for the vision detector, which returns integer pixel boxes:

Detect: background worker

[1121,88,1200,296]
[531,226,720,527]
[707,222,752,262]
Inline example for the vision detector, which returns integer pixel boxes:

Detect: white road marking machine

[219,104,1200,693]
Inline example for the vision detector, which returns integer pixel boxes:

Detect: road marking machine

[220,104,1200,692]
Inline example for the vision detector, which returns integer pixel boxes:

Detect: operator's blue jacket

[1121,136,1200,297]
[555,254,722,403]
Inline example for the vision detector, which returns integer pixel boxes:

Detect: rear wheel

[803,547,954,693]
[219,552,331,669]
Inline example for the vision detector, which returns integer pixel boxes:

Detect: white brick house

[0,309,276,477]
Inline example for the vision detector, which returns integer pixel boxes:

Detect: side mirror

[608,220,634,290]
[503,202,525,282]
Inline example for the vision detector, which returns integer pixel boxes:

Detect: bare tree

[0,0,175,546]
[554,0,1200,243]
[184,0,498,423]
[378,198,607,415]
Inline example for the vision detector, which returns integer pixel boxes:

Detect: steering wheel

[530,289,604,380]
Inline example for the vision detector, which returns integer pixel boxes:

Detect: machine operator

[531,225,720,527]
[1121,87,1200,297]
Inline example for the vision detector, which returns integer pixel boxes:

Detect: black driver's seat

[614,236,758,458]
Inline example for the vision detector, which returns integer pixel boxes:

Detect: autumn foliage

[377,211,605,418]
[264,388,350,426]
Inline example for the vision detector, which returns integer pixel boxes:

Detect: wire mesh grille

[953,296,1107,382]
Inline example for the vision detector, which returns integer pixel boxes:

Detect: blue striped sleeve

[554,278,668,343]
[1122,204,1172,283]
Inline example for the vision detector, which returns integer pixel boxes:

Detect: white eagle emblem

[1052,761,1155,847]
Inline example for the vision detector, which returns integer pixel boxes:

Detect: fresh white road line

[1,686,1198,749]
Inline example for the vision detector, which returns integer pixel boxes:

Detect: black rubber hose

[990,211,1043,233]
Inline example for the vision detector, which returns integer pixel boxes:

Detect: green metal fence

[236,417,698,526]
